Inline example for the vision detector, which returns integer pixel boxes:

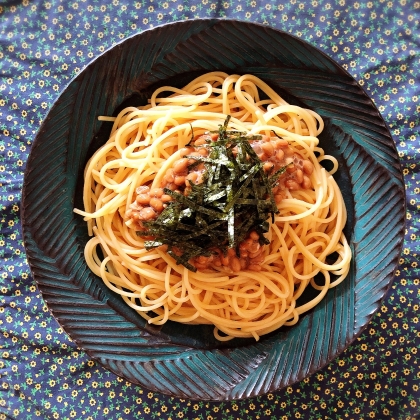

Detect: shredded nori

[136,116,287,271]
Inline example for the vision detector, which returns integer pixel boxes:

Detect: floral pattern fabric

[1,0,419,419]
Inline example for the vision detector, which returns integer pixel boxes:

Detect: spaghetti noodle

[74,72,352,341]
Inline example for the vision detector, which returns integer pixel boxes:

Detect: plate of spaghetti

[22,20,405,400]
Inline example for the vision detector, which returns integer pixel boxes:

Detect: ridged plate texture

[22,19,405,400]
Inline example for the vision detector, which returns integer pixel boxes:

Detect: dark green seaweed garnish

[185,123,195,147]
[136,116,287,271]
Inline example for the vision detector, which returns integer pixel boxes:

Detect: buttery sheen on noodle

[74,73,352,341]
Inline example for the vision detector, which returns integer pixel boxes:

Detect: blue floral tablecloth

[1,1,419,419]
